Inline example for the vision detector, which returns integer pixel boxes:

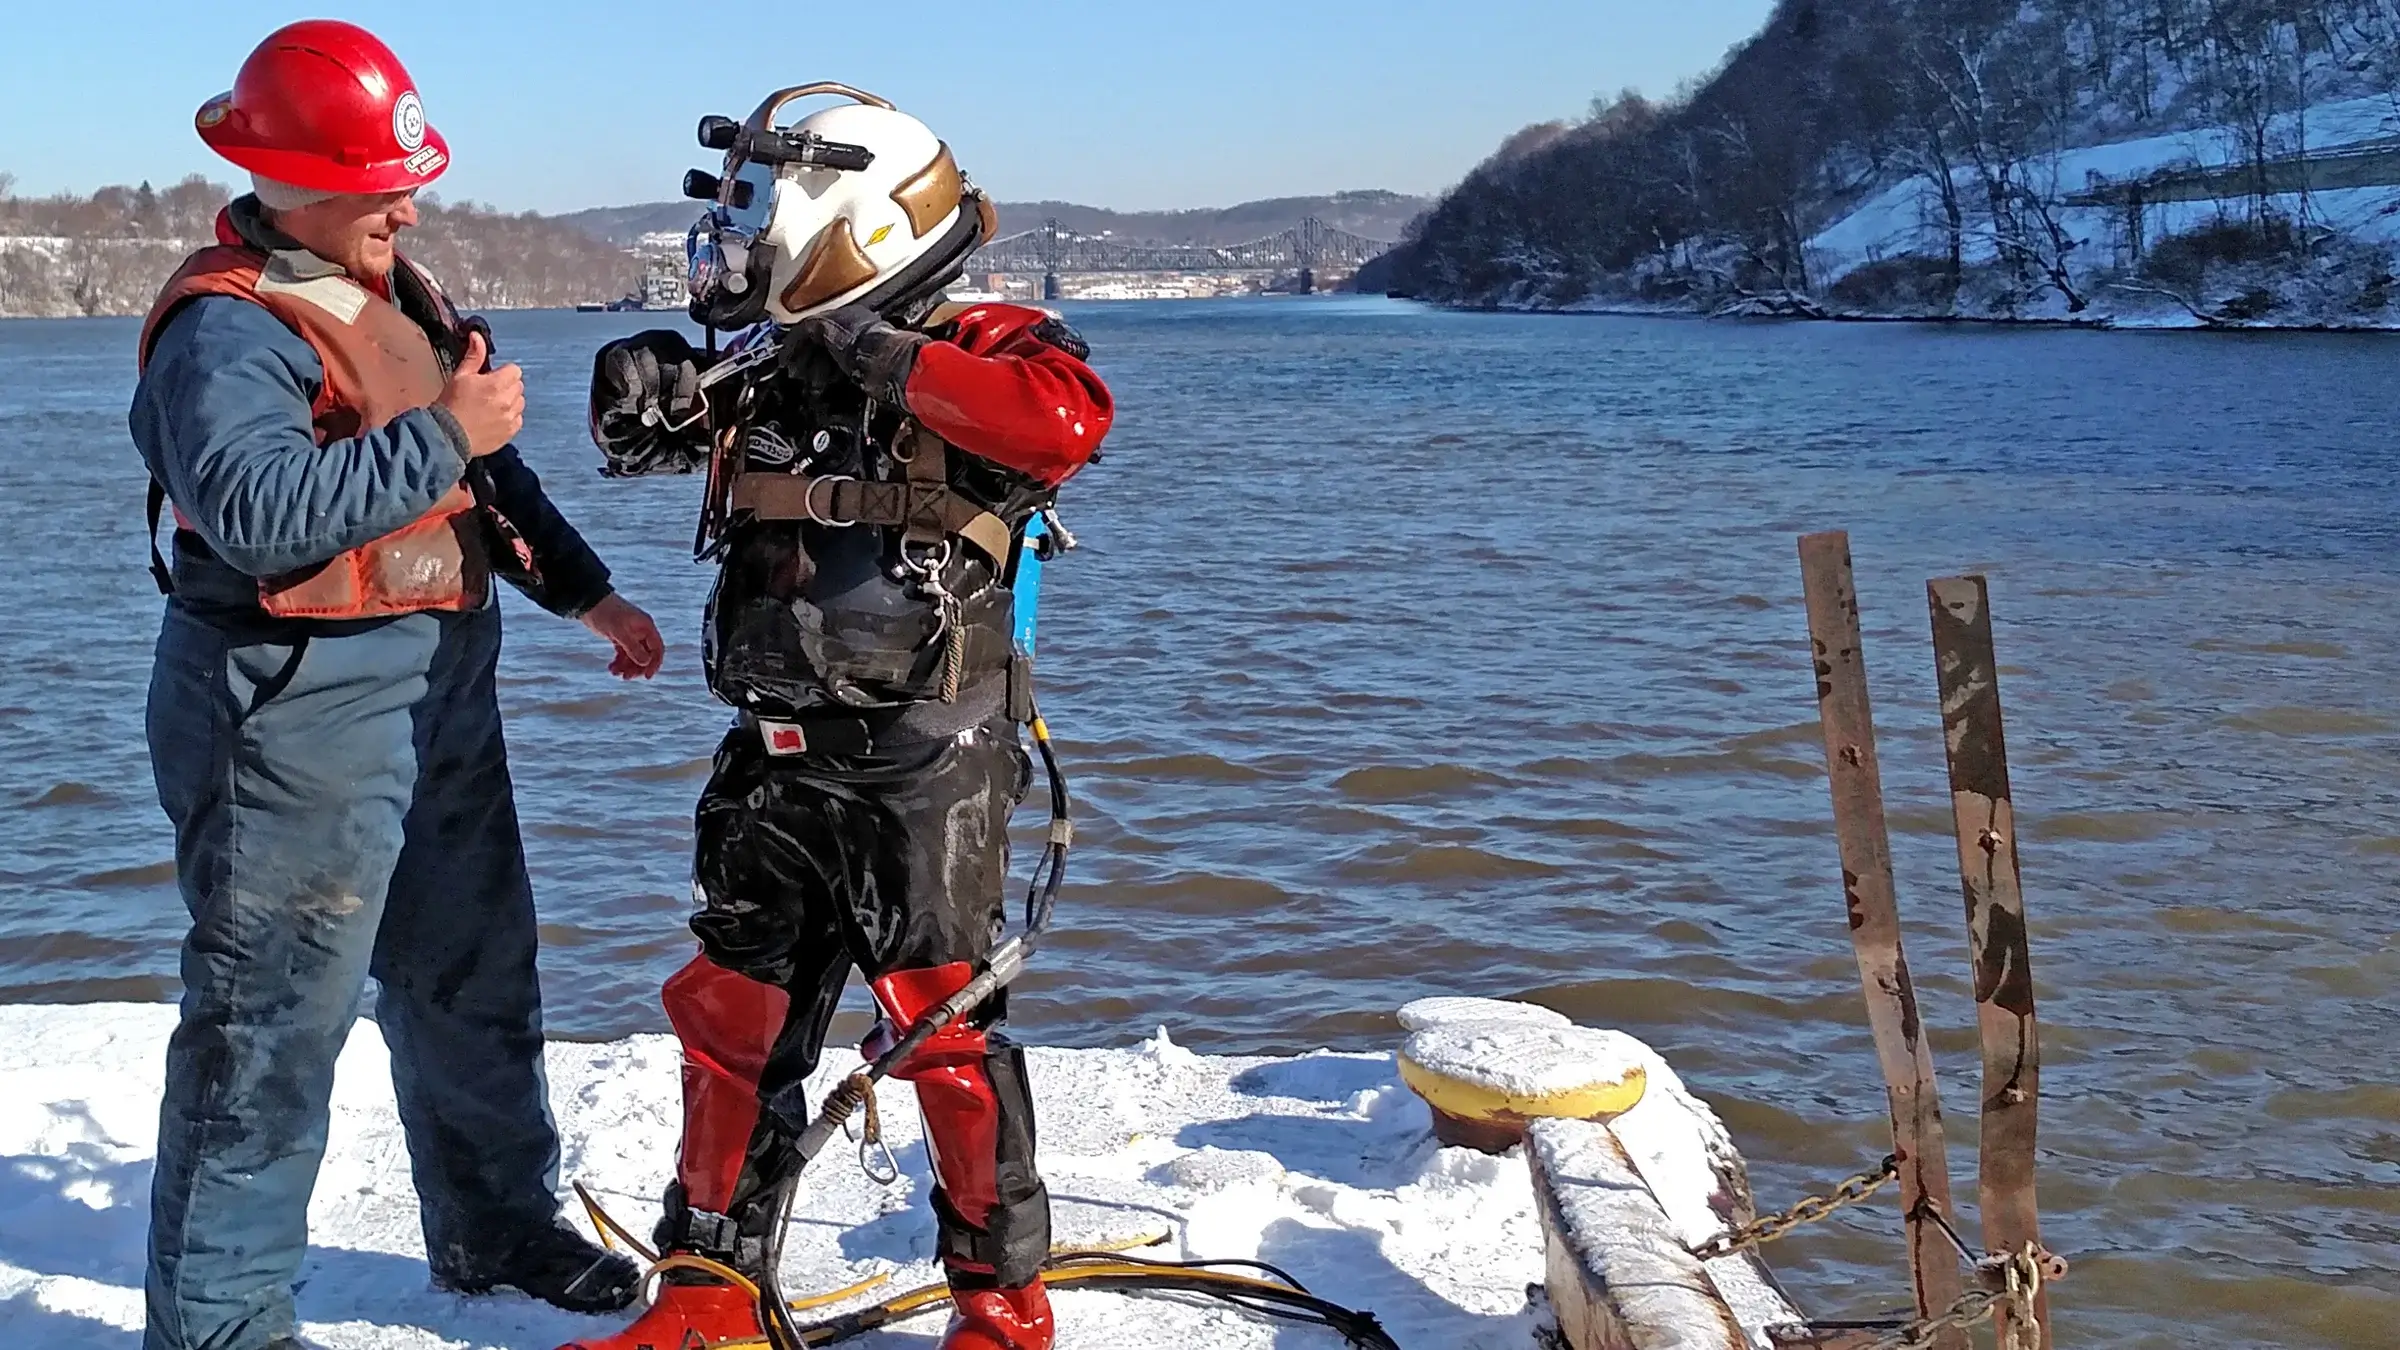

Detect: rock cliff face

[0,176,642,318]
[1388,1,2400,326]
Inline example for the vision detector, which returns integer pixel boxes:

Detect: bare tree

[2009,162,2092,309]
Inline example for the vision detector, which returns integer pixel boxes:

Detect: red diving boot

[867,965,1057,1350]
[559,954,791,1350]
[942,1281,1055,1350]
[557,1280,763,1350]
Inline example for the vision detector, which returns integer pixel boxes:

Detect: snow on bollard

[1396,1012,1650,1153]
[1396,995,1571,1032]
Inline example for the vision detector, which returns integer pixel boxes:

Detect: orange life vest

[138,243,488,620]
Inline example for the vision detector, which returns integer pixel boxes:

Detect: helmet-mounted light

[682,169,752,210]
[706,83,891,188]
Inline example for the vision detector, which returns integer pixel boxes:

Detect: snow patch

[1157,1147,1285,1194]
[1396,995,1570,1033]
[1137,1024,1198,1069]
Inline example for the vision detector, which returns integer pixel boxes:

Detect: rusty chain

[1723,1151,2068,1350]
[1860,1244,2051,1350]
[1690,1155,1900,1261]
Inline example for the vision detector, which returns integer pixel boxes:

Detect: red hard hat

[196,20,449,195]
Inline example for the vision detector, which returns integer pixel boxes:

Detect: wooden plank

[1796,531,1966,1346]
[1529,1118,1800,1350]
[1926,575,2052,1350]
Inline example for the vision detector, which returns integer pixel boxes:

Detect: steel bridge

[966,216,1396,296]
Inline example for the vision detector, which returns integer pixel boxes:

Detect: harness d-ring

[901,537,953,583]
[804,474,860,527]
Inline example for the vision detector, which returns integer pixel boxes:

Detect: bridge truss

[966,216,1396,294]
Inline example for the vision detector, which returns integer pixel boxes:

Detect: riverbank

[1440,292,2400,331]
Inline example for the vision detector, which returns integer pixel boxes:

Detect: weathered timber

[1530,1117,1800,1350]
[1796,531,1966,1346]
[1927,575,2051,1349]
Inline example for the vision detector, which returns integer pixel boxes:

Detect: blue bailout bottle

[1012,513,1048,656]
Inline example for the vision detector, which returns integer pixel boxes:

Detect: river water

[2,301,2395,1346]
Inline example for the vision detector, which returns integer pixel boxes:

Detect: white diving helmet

[682,83,998,330]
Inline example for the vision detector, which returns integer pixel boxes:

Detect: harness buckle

[804,474,860,528]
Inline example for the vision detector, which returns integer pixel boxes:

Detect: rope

[850,1073,899,1185]
[938,596,966,702]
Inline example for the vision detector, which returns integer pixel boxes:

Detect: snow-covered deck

[0,1001,1809,1349]
[0,1005,1556,1348]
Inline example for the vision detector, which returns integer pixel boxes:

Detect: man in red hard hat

[129,22,659,1350]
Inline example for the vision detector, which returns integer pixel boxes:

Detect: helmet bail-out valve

[195,20,450,195]
[680,83,1000,331]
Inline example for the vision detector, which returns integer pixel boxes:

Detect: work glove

[589,330,709,477]
[795,303,928,407]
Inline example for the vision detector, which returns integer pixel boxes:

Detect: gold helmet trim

[890,142,963,240]
[779,217,880,314]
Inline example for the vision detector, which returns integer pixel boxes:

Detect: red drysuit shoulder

[902,305,1112,487]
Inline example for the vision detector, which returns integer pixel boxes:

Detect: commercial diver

[571,84,1110,1350]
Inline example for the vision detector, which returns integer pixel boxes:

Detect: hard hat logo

[393,92,426,153]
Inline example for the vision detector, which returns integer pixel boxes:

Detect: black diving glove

[589,329,708,477]
[796,303,928,407]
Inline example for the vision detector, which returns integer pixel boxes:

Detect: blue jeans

[143,601,562,1350]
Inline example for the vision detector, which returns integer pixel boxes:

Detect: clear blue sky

[2,1,1775,213]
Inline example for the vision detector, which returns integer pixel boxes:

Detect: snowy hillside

[1388,0,2400,326]
[1807,93,2400,325]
